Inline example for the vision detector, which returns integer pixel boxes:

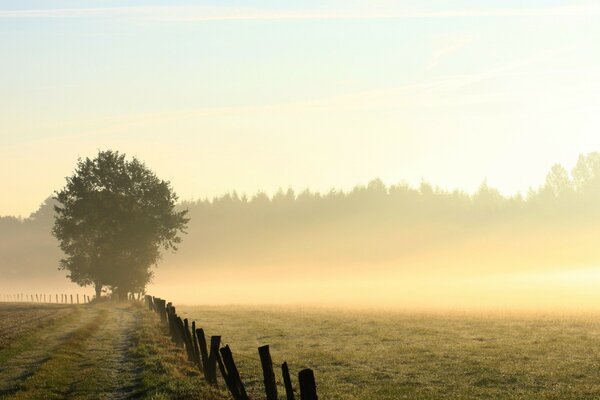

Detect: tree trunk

[94,282,102,300]
[117,286,129,302]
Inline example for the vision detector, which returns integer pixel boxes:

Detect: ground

[4,301,600,399]
[179,305,600,400]
[0,302,228,400]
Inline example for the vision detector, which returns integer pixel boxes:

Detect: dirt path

[0,303,143,400]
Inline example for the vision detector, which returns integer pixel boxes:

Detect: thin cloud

[427,33,476,70]
[1,5,600,20]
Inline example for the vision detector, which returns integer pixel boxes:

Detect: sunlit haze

[2,1,600,217]
[2,1,600,312]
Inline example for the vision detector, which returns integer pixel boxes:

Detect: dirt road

[0,302,142,399]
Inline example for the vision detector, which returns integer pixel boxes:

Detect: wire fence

[145,295,319,400]
[0,293,92,304]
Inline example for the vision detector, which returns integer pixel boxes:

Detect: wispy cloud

[427,33,476,70]
[1,5,600,20]
[44,44,571,142]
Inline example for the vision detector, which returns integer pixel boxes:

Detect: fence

[0,293,92,304]
[144,295,319,400]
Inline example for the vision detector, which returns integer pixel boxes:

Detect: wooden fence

[144,295,319,400]
[0,293,92,304]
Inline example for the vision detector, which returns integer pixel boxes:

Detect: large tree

[52,150,188,300]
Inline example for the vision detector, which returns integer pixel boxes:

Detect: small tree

[52,150,188,300]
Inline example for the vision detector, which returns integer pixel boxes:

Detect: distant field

[179,305,600,400]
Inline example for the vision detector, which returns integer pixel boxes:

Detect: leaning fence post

[298,369,318,400]
[259,345,278,400]
[216,348,242,399]
[220,345,249,400]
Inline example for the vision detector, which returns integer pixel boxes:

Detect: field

[178,305,600,400]
[0,301,228,400]
[3,301,600,399]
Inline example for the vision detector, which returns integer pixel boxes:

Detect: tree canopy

[52,150,188,299]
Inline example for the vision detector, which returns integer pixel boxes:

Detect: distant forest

[2,152,600,289]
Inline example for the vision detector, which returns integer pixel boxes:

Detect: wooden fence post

[206,335,221,385]
[167,305,176,341]
[196,328,208,375]
[282,362,296,400]
[183,319,195,361]
[174,317,186,348]
[158,300,166,323]
[192,321,201,367]
[298,369,318,400]
[216,348,241,399]
[219,345,249,400]
[70,294,73,304]
[259,345,278,400]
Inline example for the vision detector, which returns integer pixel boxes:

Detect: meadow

[0,302,228,400]
[179,305,600,400]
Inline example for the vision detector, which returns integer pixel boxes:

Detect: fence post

[298,369,318,400]
[220,345,249,400]
[167,305,176,340]
[196,328,208,375]
[282,362,296,400]
[259,345,278,400]
[206,335,221,385]
[191,321,201,367]
[174,317,186,348]
[216,348,242,399]
[183,319,195,361]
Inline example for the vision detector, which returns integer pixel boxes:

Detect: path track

[0,302,143,400]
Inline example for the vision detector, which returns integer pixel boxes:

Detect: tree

[52,150,189,300]
[572,152,600,197]
[543,164,573,198]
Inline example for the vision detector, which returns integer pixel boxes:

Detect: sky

[1,0,600,217]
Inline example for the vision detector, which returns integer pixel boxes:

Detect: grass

[0,302,228,400]
[178,305,600,399]
[4,300,600,399]
[9,309,109,399]
[130,305,229,400]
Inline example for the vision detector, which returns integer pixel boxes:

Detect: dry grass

[178,305,600,399]
[0,302,227,400]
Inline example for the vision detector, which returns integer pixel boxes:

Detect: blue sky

[1,1,600,216]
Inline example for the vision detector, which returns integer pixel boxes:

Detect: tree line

[2,151,600,295]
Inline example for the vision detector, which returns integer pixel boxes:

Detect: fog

[3,152,600,311]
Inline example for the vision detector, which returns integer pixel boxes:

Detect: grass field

[0,302,228,400]
[3,301,600,399]
[178,305,600,400]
